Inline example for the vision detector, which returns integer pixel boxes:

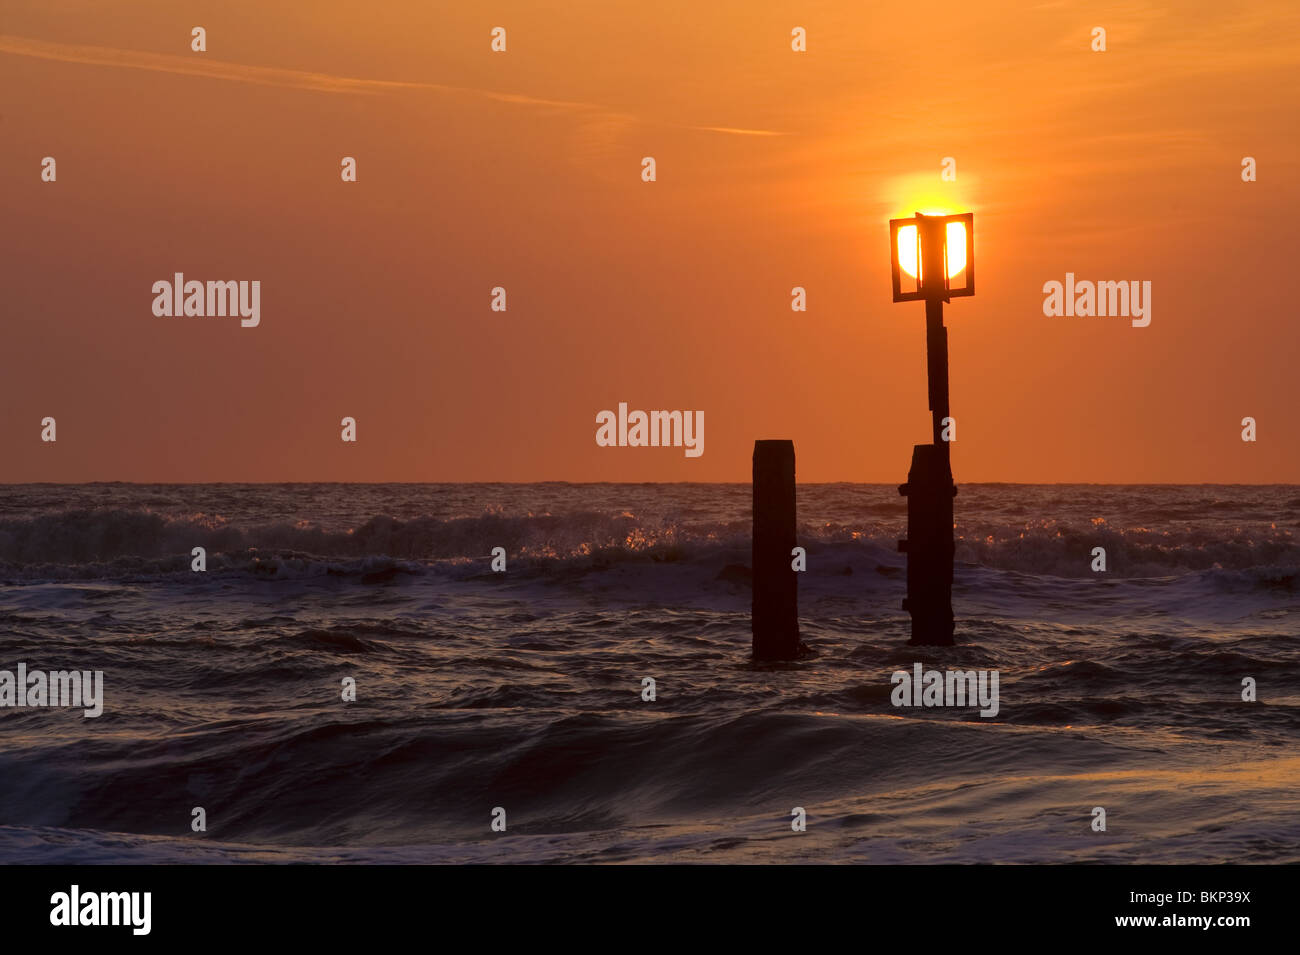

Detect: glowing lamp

[889,212,974,303]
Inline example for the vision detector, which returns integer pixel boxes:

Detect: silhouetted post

[889,212,970,646]
[752,440,800,660]
[899,445,954,644]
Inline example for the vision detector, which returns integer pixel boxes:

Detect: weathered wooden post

[752,439,800,660]
[899,444,955,644]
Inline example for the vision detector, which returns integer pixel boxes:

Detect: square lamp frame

[889,212,975,303]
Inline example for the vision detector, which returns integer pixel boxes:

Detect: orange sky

[2,0,1298,482]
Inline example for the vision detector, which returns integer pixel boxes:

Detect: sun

[897,220,968,280]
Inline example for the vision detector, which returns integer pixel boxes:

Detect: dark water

[0,483,1296,863]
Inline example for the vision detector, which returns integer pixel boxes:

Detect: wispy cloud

[0,34,585,104]
[0,34,785,136]
[684,125,786,137]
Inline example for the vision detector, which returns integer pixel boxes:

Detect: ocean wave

[0,507,1296,581]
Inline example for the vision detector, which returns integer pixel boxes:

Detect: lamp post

[888,211,974,646]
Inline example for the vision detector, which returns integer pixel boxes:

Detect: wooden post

[898,444,955,645]
[752,440,800,660]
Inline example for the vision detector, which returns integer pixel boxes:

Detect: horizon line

[2,480,1298,488]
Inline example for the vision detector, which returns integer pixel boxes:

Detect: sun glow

[897,221,967,280]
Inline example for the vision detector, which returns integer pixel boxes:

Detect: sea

[0,483,1296,863]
